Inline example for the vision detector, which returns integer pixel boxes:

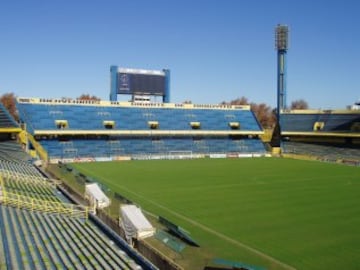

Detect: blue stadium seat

[281,112,360,132]
[16,99,266,159]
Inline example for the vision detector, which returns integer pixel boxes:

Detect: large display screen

[117,72,165,95]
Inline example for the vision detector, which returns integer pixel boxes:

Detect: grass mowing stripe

[72,158,360,270]
[77,164,297,270]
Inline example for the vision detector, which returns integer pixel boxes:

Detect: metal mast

[275,24,289,121]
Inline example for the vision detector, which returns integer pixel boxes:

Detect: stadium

[0,25,359,270]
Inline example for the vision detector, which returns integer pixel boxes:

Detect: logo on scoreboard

[118,73,130,92]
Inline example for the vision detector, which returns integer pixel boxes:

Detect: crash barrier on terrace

[0,175,88,219]
[0,169,59,187]
[1,191,88,219]
[0,205,141,270]
[1,176,60,204]
[0,160,43,178]
[0,141,30,163]
[0,141,158,269]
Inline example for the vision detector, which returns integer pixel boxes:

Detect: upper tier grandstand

[281,109,360,134]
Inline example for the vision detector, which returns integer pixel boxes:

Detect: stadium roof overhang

[281,131,360,138]
[33,129,264,137]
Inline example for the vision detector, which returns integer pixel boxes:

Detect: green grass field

[72,158,360,270]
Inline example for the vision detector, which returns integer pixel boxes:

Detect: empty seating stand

[0,206,141,270]
[281,110,360,133]
[16,98,267,160]
[0,141,33,164]
[282,141,360,162]
[17,99,262,132]
[0,140,156,270]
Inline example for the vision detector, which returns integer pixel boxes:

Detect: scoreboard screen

[117,71,166,95]
[110,66,169,102]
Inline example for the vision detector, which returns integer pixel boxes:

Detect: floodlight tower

[275,24,289,121]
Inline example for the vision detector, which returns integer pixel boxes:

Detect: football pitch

[72,157,360,270]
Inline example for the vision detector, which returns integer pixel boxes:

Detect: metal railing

[0,175,88,219]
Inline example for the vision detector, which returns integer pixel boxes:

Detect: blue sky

[0,0,359,109]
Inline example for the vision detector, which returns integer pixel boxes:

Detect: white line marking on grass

[77,166,297,270]
[171,173,358,192]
